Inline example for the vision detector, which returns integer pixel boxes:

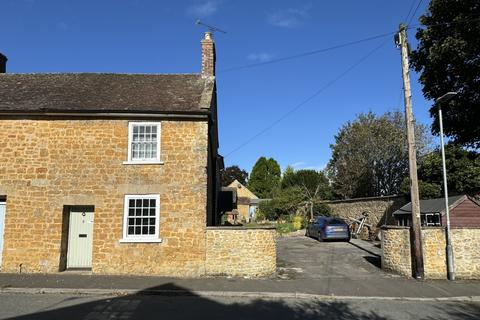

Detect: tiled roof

[392,195,467,215]
[0,73,214,114]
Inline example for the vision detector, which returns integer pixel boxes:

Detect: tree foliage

[410,0,480,147]
[247,157,281,198]
[327,111,431,199]
[422,144,479,196]
[281,168,333,200]
[221,165,248,186]
[257,186,332,221]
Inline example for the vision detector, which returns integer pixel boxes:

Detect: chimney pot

[201,32,215,77]
[0,53,7,73]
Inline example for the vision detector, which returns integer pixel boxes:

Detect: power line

[404,0,419,24]
[219,16,477,75]
[223,40,388,158]
[407,0,425,26]
[408,16,480,29]
[219,31,395,73]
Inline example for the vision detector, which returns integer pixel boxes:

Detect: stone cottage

[226,180,260,222]
[0,33,225,276]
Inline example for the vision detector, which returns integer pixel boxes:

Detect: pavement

[0,236,479,301]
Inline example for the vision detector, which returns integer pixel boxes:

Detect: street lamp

[435,91,457,281]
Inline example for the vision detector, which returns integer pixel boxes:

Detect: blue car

[306,216,350,241]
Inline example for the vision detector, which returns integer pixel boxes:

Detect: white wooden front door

[0,202,5,267]
[67,210,94,269]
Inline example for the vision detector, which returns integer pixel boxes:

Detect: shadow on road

[363,255,382,269]
[3,283,480,320]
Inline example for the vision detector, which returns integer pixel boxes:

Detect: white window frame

[123,122,163,165]
[120,194,162,243]
[424,212,441,227]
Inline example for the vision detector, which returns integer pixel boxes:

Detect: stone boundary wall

[205,227,276,277]
[380,226,412,277]
[323,195,408,239]
[381,226,480,279]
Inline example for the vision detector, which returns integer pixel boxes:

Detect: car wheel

[305,228,310,237]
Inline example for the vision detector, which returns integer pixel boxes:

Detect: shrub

[292,216,303,230]
[276,222,295,234]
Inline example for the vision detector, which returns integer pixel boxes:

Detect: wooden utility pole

[397,24,424,279]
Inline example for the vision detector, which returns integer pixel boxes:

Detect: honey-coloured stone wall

[381,226,480,279]
[324,196,408,239]
[205,227,276,277]
[0,118,208,277]
[381,226,412,277]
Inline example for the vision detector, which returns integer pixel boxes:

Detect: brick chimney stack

[0,53,7,73]
[201,32,215,77]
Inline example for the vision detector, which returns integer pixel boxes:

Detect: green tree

[281,169,332,200]
[248,157,281,198]
[327,111,431,199]
[400,178,442,199]
[258,186,332,221]
[420,144,480,196]
[221,165,248,186]
[410,0,480,147]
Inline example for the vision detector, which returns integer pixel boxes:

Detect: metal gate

[67,210,94,269]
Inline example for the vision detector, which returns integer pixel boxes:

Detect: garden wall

[381,226,480,279]
[205,227,276,277]
[323,195,407,239]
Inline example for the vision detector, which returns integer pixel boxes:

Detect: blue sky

[1,0,433,174]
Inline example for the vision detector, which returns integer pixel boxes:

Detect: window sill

[119,238,163,243]
[123,160,164,165]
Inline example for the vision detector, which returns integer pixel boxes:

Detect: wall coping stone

[206,226,276,231]
[322,195,405,204]
[381,225,410,230]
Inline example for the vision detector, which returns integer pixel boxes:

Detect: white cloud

[247,52,275,63]
[187,0,220,18]
[290,162,306,168]
[289,162,327,171]
[267,4,311,28]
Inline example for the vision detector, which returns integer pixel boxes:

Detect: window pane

[152,126,157,134]
[125,196,158,238]
[146,126,151,134]
[133,126,138,134]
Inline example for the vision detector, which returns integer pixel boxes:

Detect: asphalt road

[0,292,479,320]
[277,235,392,280]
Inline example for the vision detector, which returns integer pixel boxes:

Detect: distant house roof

[226,179,259,200]
[393,195,469,216]
[0,73,214,114]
